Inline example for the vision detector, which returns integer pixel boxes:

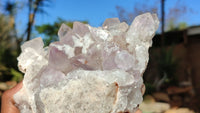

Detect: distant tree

[167,19,187,31]
[178,22,187,30]
[3,1,19,43]
[0,0,25,82]
[116,0,192,31]
[0,14,13,51]
[35,18,88,46]
[167,18,176,31]
[2,0,23,54]
[116,1,158,25]
[0,14,22,82]
[4,1,17,27]
[25,0,51,41]
[116,0,192,48]
[165,0,190,31]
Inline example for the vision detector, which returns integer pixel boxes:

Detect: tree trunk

[161,0,165,47]
[26,20,32,41]
[26,0,39,41]
[26,0,33,41]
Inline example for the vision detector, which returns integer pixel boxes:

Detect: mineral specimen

[14,13,159,113]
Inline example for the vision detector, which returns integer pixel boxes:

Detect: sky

[34,0,200,26]
[1,0,200,35]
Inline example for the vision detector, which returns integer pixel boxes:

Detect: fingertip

[141,84,145,95]
[135,109,142,113]
[1,81,23,113]
[3,81,23,98]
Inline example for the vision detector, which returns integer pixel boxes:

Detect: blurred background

[0,0,200,112]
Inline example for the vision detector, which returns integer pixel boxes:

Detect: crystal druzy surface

[14,13,159,113]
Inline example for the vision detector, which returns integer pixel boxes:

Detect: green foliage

[0,14,18,66]
[35,18,88,46]
[167,19,176,31]
[167,19,187,31]
[178,22,187,30]
[4,1,17,16]
[0,64,23,82]
[144,82,156,95]
[0,14,22,82]
[0,15,11,43]
[157,47,179,86]
[11,68,23,82]
[0,64,9,81]
[36,23,59,46]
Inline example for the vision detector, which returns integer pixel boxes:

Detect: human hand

[1,81,22,113]
[136,109,142,113]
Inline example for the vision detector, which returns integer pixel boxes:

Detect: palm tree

[2,1,21,50]
[25,0,50,41]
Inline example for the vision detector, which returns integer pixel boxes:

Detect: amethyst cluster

[14,13,159,113]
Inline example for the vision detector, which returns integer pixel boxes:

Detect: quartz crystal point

[14,13,159,113]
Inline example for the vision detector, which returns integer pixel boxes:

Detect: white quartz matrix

[14,13,159,113]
